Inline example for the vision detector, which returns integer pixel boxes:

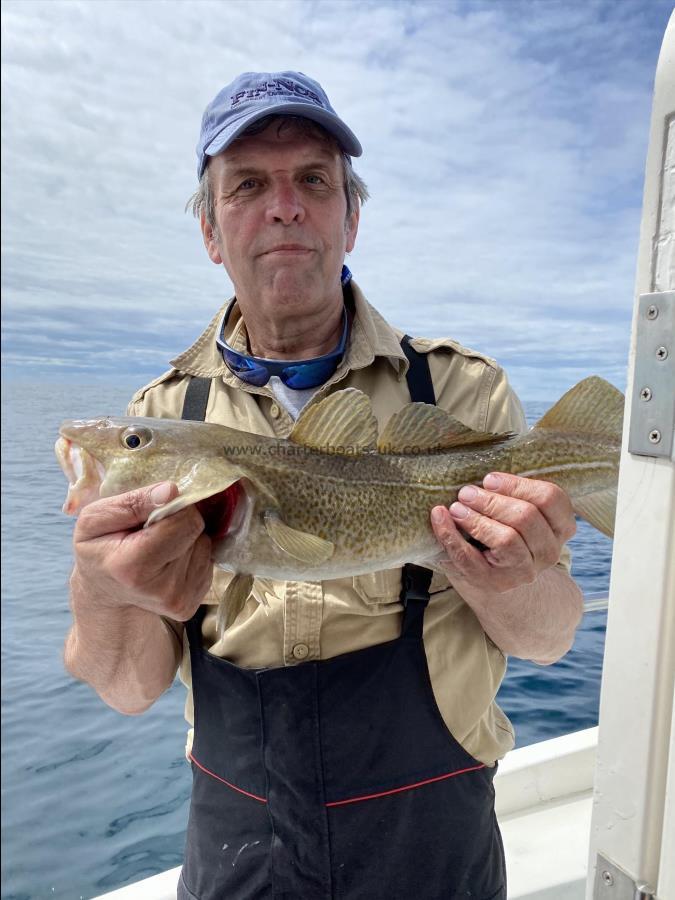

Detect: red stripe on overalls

[190,752,485,807]
[189,753,267,803]
[324,763,486,807]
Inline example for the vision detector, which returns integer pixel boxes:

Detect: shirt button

[292,642,309,660]
[270,403,280,418]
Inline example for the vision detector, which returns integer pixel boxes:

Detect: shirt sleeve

[484,366,527,435]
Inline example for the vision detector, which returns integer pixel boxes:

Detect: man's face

[202,121,359,325]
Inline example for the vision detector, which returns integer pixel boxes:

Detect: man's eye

[238,179,257,190]
[304,174,324,185]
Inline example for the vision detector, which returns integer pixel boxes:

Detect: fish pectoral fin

[378,404,513,454]
[145,459,243,527]
[263,511,334,564]
[216,574,254,638]
[533,376,624,436]
[290,389,377,454]
[572,487,617,538]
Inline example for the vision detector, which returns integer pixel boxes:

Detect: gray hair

[186,115,369,229]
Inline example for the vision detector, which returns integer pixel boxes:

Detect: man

[64,71,582,899]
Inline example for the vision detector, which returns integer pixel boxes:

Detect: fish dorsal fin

[572,487,617,538]
[534,376,624,436]
[263,511,335,564]
[378,403,513,454]
[290,389,378,454]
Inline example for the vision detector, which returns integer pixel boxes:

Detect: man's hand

[430,472,576,594]
[65,482,214,714]
[72,481,213,621]
[430,473,582,664]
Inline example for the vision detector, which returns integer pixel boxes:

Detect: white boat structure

[94,14,675,900]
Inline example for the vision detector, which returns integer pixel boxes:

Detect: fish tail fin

[534,376,624,539]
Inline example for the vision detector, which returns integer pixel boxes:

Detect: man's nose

[265,181,305,225]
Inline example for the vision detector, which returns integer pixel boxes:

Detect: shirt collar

[170,281,409,385]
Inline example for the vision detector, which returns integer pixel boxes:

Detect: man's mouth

[263,244,313,255]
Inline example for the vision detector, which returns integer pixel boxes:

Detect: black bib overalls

[177,338,506,900]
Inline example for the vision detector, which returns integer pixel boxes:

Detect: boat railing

[582,590,609,613]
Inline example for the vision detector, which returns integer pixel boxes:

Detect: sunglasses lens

[221,349,270,386]
[282,359,337,389]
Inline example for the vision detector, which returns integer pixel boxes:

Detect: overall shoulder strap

[181,376,212,422]
[181,376,212,641]
[400,334,436,405]
[399,335,436,633]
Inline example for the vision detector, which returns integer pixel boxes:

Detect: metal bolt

[649,430,662,444]
[602,870,614,886]
[640,387,652,401]
[656,346,668,360]
[647,305,659,320]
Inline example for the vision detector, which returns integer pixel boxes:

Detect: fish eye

[121,426,153,450]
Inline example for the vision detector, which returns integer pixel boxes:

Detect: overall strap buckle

[400,564,433,609]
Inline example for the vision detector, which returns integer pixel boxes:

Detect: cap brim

[202,101,362,170]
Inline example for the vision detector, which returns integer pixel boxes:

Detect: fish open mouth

[55,437,106,515]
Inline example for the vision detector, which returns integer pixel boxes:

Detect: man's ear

[345,203,360,254]
[200,211,223,265]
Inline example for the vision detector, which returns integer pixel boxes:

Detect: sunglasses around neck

[216,304,349,390]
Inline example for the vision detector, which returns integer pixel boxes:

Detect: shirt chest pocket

[352,569,403,606]
[352,568,451,606]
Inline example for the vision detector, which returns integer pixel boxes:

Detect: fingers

[75,482,179,542]
[431,473,576,595]
[121,504,207,568]
[430,506,490,581]
[480,473,576,542]
[93,501,207,582]
[72,483,213,618]
[449,487,553,570]
[153,532,214,621]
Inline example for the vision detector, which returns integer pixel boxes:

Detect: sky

[2,0,673,400]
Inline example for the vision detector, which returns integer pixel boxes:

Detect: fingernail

[484,473,501,490]
[150,483,173,506]
[450,502,469,519]
[431,507,445,524]
[458,485,477,502]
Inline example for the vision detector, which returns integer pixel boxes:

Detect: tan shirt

[129,282,570,766]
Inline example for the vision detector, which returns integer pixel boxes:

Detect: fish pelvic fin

[378,403,514,454]
[290,389,377,454]
[216,574,254,638]
[572,487,617,538]
[534,376,624,437]
[263,511,335,564]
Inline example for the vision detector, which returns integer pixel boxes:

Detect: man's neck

[240,299,345,361]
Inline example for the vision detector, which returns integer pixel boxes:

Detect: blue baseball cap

[196,71,362,178]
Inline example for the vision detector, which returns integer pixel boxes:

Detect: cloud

[2,0,672,398]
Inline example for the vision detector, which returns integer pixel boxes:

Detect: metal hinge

[628,291,675,460]
[594,853,656,899]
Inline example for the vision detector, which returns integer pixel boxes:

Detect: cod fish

[56,376,622,629]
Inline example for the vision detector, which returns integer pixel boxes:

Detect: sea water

[1,383,613,900]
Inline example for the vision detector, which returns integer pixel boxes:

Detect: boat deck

[502,792,592,899]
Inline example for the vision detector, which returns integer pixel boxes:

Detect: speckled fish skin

[56,376,622,581]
